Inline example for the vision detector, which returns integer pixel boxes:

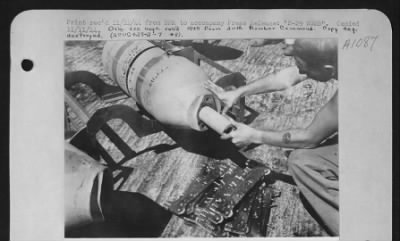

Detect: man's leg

[288,144,339,236]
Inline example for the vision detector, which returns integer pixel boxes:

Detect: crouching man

[213,38,339,235]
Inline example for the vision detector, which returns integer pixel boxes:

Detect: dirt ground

[65,39,337,237]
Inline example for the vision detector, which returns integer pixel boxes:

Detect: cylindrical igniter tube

[198,106,236,135]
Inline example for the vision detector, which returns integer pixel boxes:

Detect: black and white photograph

[9,9,393,241]
[64,38,339,238]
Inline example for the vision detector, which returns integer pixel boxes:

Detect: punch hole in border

[21,59,34,72]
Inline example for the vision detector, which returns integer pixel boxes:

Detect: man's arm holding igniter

[222,91,338,149]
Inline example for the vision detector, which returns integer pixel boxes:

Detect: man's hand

[217,90,242,114]
[220,120,259,148]
[205,85,242,115]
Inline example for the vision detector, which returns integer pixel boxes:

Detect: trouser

[288,144,339,236]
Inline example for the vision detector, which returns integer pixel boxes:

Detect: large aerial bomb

[64,143,113,230]
[102,40,233,134]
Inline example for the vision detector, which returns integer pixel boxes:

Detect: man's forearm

[236,66,306,98]
[252,129,319,149]
[252,91,338,149]
[236,75,283,97]
[224,92,337,148]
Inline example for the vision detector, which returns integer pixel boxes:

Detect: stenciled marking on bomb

[138,57,170,109]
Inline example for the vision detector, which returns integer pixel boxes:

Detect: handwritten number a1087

[342,36,378,51]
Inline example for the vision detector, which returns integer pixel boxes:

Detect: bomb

[102,40,232,134]
[64,143,113,230]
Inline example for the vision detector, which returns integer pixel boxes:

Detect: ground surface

[65,39,337,237]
